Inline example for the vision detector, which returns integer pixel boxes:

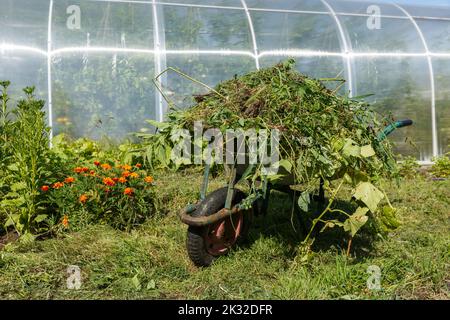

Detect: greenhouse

[1,0,449,161]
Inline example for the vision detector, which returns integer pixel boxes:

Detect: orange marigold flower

[90,170,96,176]
[118,177,127,183]
[130,172,139,179]
[124,187,134,196]
[101,163,112,170]
[102,177,116,186]
[52,182,65,189]
[122,164,132,171]
[65,177,76,184]
[135,163,142,168]
[81,167,89,173]
[144,176,154,184]
[62,215,69,228]
[94,161,101,166]
[122,170,131,178]
[112,177,119,182]
[41,185,50,192]
[74,167,83,173]
[79,194,88,204]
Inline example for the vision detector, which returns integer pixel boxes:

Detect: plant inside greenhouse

[0,0,449,306]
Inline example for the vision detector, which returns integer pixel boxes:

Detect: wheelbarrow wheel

[186,187,253,267]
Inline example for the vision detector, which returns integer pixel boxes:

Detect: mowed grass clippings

[165,59,397,182]
[145,60,398,206]
[0,170,448,300]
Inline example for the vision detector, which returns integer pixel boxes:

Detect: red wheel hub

[204,212,244,256]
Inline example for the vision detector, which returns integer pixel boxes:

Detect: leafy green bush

[431,153,450,178]
[0,81,13,235]
[0,83,53,237]
[397,155,420,179]
[51,133,144,168]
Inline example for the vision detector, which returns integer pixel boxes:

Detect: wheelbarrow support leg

[200,164,211,201]
[260,177,271,216]
[225,165,237,210]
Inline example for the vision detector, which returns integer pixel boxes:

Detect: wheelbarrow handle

[378,119,413,141]
[396,119,413,128]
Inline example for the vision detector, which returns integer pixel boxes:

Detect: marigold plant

[44,161,157,231]
[65,177,76,184]
[79,194,88,204]
[124,187,134,196]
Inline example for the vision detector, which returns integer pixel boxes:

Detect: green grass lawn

[0,169,448,300]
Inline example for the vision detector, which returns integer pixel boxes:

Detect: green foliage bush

[51,133,144,167]
[0,81,13,235]
[397,155,420,179]
[431,152,450,178]
[0,82,55,237]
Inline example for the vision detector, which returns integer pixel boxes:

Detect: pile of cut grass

[165,59,397,185]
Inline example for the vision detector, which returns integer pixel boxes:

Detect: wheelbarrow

[179,119,413,267]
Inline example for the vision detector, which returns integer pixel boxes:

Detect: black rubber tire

[186,187,253,267]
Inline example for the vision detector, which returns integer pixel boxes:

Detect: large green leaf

[11,182,27,192]
[344,207,369,237]
[33,214,48,223]
[342,139,361,158]
[360,145,376,158]
[1,196,26,207]
[145,119,170,131]
[297,192,310,212]
[7,163,18,172]
[379,206,401,230]
[353,182,384,212]
[131,274,141,291]
[4,213,20,228]
[278,159,292,173]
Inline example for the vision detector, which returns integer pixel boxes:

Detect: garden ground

[0,169,448,299]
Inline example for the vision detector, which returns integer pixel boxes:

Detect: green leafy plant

[397,155,420,179]
[431,152,450,178]
[137,118,183,170]
[51,133,144,169]
[0,85,52,237]
[0,81,13,235]
[0,81,12,156]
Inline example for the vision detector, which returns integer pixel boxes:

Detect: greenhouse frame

[1,0,449,162]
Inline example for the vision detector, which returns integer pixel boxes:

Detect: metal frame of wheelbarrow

[179,119,414,227]
[179,163,262,226]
